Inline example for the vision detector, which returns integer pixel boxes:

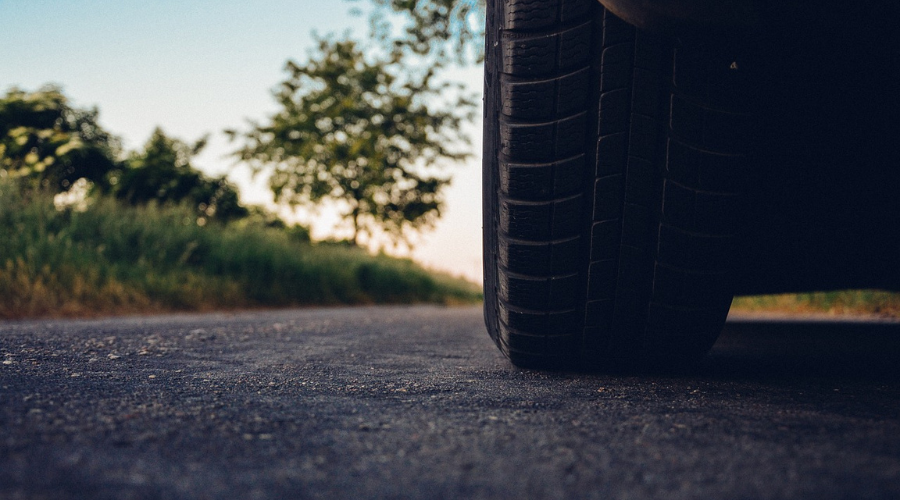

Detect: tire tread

[485,0,748,367]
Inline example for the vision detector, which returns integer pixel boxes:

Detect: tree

[113,127,247,222]
[351,0,485,64]
[0,85,120,192]
[229,37,472,246]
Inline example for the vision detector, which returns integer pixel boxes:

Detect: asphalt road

[2,305,899,499]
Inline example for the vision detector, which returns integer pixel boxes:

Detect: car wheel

[482,0,753,369]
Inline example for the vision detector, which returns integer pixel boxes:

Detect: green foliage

[231,205,312,243]
[0,85,120,192]
[112,127,247,222]
[0,182,480,319]
[353,0,485,64]
[230,37,473,246]
[732,291,900,317]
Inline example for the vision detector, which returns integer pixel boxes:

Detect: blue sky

[0,0,484,281]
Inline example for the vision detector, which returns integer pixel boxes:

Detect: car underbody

[598,0,760,32]
[601,0,900,295]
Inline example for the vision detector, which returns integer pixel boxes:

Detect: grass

[0,183,481,320]
[731,290,900,317]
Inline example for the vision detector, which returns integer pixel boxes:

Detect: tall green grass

[0,183,480,319]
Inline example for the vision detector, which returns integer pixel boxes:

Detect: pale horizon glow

[0,0,485,283]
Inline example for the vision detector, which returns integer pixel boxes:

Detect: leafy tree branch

[229,36,474,246]
[0,85,120,192]
[350,0,486,64]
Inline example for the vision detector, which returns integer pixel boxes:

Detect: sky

[0,0,485,282]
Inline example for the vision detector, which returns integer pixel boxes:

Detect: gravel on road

[1,305,899,499]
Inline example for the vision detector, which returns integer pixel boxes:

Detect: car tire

[482,0,754,369]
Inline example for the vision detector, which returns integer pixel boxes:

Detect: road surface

[2,305,899,499]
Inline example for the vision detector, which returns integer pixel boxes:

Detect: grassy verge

[0,184,480,320]
[731,291,900,317]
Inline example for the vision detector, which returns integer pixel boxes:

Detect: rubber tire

[482,0,752,370]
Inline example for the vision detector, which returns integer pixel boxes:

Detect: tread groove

[485,0,746,369]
